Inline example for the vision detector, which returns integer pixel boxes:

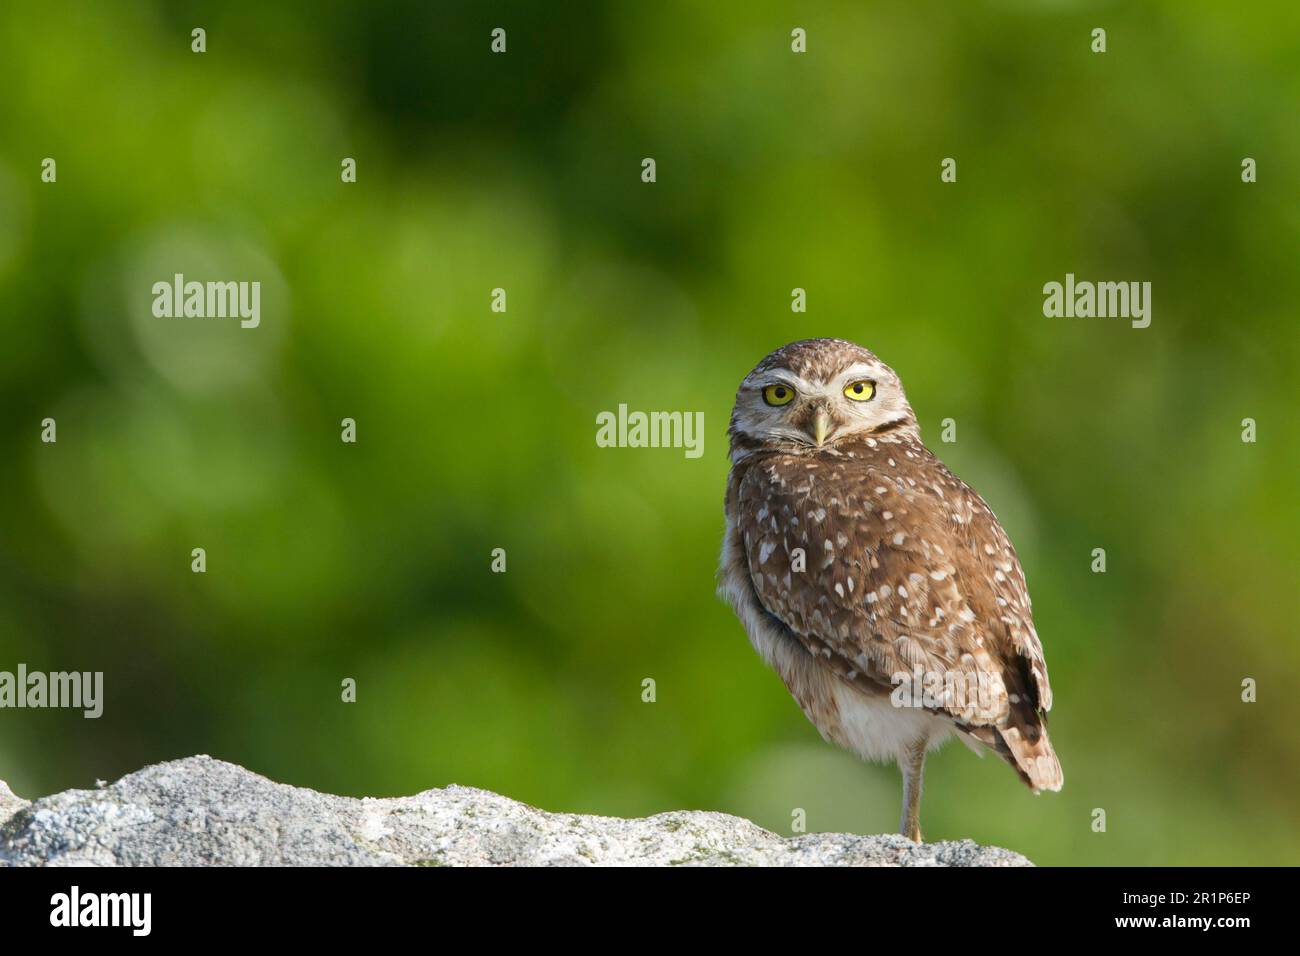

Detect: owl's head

[728,338,919,459]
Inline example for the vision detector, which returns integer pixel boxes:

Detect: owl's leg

[898,737,928,843]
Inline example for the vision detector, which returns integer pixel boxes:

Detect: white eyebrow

[834,362,880,384]
[748,369,807,389]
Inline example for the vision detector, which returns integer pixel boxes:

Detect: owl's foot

[898,737,928,844]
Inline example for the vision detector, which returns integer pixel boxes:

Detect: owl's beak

[811,408,832,447]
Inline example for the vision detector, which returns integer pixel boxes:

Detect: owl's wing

[737,447,1061,789]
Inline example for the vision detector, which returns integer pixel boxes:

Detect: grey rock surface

[0,780,27,831]
[0,756,1032,866]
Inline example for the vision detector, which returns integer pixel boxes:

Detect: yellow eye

[762,384,795,406]
[843,380,875,402]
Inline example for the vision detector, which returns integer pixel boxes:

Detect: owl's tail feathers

[966,718,1063,793]
[1000,724,1063,793]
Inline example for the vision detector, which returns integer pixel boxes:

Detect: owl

[719,338,1061,843]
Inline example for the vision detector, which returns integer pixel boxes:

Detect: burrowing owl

[719,338,1061,842]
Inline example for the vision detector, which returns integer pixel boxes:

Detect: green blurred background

[1,1,1297,865]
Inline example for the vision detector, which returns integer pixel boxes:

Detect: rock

[0,756,1031,866]
[0,781,27,831]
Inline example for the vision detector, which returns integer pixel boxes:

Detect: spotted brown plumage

[719,338,1061,842]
